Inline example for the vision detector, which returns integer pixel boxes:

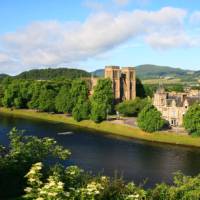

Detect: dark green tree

[72,98,90,122]
[116,97,151,117]
[38,84,57,112]
[90,78,114,123]
[70,79,89,109]
[28,82,43,109]
[137,104,165,133]
[183,103,200,136]
[55,82,72,113]
[136,78,146,98]
[0,128,70,198]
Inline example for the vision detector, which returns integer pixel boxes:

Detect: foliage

[183,103,200,136]
[24,162,146,200]
[72,98,90,122]
[0,128,70,198]
[15,68,91,80]
[116,97,150,117]
[2,80,32,108]
[70,79,89,108]
[28,82,43,109]
[55,82,72,113]
[148,172,200,200]
[137,104,165,133]
[38,85,57,112]
[2,128,200,199]
[90,78,114,123]
[136,78,147,98]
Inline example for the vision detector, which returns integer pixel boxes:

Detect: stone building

[104,66,136,101]
[153,86,200,126]
[89,66,136,102]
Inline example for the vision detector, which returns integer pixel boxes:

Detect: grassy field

[142,78,182,85]
[1,108,200,148]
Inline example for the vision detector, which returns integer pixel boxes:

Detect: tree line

[1,77,199,135]
[0,78,114,123]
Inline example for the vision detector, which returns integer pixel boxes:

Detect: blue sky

[0,0,200,74]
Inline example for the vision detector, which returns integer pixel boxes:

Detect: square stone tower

[105,66,121,100]
[104,66,136,101]
[121,67,136,100]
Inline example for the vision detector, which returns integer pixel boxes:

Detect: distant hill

[0,74,9,82]
[0,74,9,79]
[15,68,91,80]
[92,65,200,81]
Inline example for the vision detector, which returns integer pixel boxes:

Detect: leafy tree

[70,79,89,110]
[0,128,70,198]
[2,80,32,108]
[0,85,4,106]
[72,98,90,122]
[38,89,56,112]
[28,82,43,109]
[183,103,200,136]
[2,81,19,107]
[55,82,72,113]
[148,172,200,200]
[137,104,165,133]
[70,80,91,121]
[136,78,146,98]
[116,97,150,117]
[90,102,107,123]
[90,79,114,123]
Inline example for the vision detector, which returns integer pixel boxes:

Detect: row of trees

[1,128,200,199]
[1,77,199,134]
[0,78,114,123]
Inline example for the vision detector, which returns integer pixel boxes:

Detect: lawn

[1,107,200,148]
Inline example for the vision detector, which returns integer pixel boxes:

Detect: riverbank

[1,107,200,148]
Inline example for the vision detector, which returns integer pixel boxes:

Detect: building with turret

[153,86,200,126]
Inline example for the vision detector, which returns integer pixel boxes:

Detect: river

[1,112,200,188]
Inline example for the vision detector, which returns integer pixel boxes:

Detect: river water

[1,112,200,187]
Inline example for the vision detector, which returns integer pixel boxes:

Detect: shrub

[183,103,200,136]
[116,97,150,117]
[137,104,165,133]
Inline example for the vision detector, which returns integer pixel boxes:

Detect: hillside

[15,68,91,80]
[92,65,200,82]
[0,74,9,79]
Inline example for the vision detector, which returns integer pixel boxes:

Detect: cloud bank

[0,7,199,74]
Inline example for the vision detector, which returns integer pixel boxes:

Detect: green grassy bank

[0,107,200,148]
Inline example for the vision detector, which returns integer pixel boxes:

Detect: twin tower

[104,66,136,102]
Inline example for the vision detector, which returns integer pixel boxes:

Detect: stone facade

[89,66,136,101]
[104,66,136,101]
[153,86,200,126]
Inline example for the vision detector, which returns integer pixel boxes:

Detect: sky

[0,0,200,75]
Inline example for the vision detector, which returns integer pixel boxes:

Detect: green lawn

[1,107,200,148]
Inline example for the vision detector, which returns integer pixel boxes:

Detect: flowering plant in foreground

[24,162,146,200]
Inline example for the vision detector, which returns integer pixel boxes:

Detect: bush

[183,103,200,136]
[72,99,90,122]
[137,104,165,133]
[90,79,114,123]
[116,97,150,117]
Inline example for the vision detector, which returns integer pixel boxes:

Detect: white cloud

[0,7,198,74]
[83,0,104,10]
[113,0,130,6]
[145,33,193,49]
[190,11,200,25]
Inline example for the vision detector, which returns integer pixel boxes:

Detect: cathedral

[91,66,136,102]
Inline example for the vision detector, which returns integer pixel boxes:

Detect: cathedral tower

[105,66,121,101]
